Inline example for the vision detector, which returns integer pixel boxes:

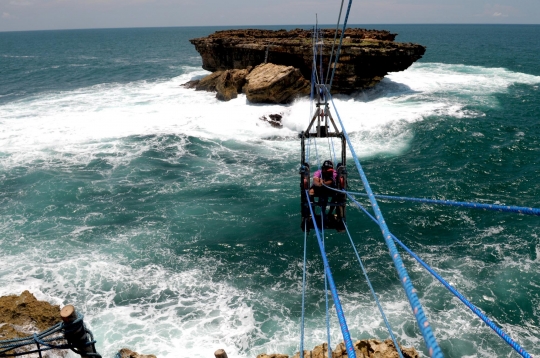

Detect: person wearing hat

[309,160,337,200]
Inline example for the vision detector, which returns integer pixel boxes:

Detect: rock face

[0,291,64,357]
[216,69,249,101]
[184,69,244,100]
[0,290,61,340]
[0,291,157,358]
[117,348,157,358]
[182,64,310,103]
[190,28,425,94]
[263,339,418,358]
[259,113,283,128]
[244,63,310,103]
[332,339,418,358]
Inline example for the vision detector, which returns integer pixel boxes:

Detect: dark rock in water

[189,28,425,94]
[182,68,251,101]
[216,68,250,101]
[182,79,200,89]
[195,71,223,92]
[257,354,288,358]
[260,113,283,128]
[244,63,310,103]
[182,63,310,103]
[117,348,157,358]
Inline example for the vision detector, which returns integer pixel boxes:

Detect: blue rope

[342,221,405,358]
[328,0,354,92]
[310,138,320,173]
[344,193,533,358]
[325,0,346,85]
[305,189,357,358]
[31,334,69,350]
[317,196,331,356]
[345,191,540,216]
[325,271,332,358]
[319,29,323,90]
[310,50,316,103]
[312,28,321,86]
[319,141,331,358]
[300,221,308,357]
[310,26,316,103]
[0,325,62,346]
[327,92,443,357]
[308,26,317,163]
[323,229,332,358]
[1,327,66,355]
[307,32,315,162]
[0,312,100,358]
[307,136,311,161]
[326,132,338,169]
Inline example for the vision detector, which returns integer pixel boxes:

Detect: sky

[0,0,539,32]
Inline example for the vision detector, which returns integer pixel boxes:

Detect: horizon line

[1,22,540,34]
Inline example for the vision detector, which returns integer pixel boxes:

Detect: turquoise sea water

[0,25,539,357]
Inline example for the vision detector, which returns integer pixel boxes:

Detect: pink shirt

[313,169,337,180]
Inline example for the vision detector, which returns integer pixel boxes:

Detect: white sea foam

[1,233,539,358]
[389,63,540,96]
[1,63,538,171]
[0,251,266,358]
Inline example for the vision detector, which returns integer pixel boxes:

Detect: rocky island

[186,28,425,103]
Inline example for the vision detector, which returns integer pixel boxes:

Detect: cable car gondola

[300,84,347,232]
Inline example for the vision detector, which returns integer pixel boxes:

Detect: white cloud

[2,12,12,18]
[481,4,515,19]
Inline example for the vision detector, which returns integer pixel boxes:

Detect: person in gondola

[309,160,337,202]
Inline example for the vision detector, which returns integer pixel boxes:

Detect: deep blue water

[0,25,539,358]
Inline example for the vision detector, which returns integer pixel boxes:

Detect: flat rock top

[189,28,417,50]
[194,28,397,42]
[190,28,425,58]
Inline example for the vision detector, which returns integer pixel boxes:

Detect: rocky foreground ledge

[0,291,156,358]
[0,291,419,358]
[186,28,425,103]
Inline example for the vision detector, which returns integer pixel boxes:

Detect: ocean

[0,24,539,358]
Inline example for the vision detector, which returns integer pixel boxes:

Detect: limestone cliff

[189,28,425,94]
